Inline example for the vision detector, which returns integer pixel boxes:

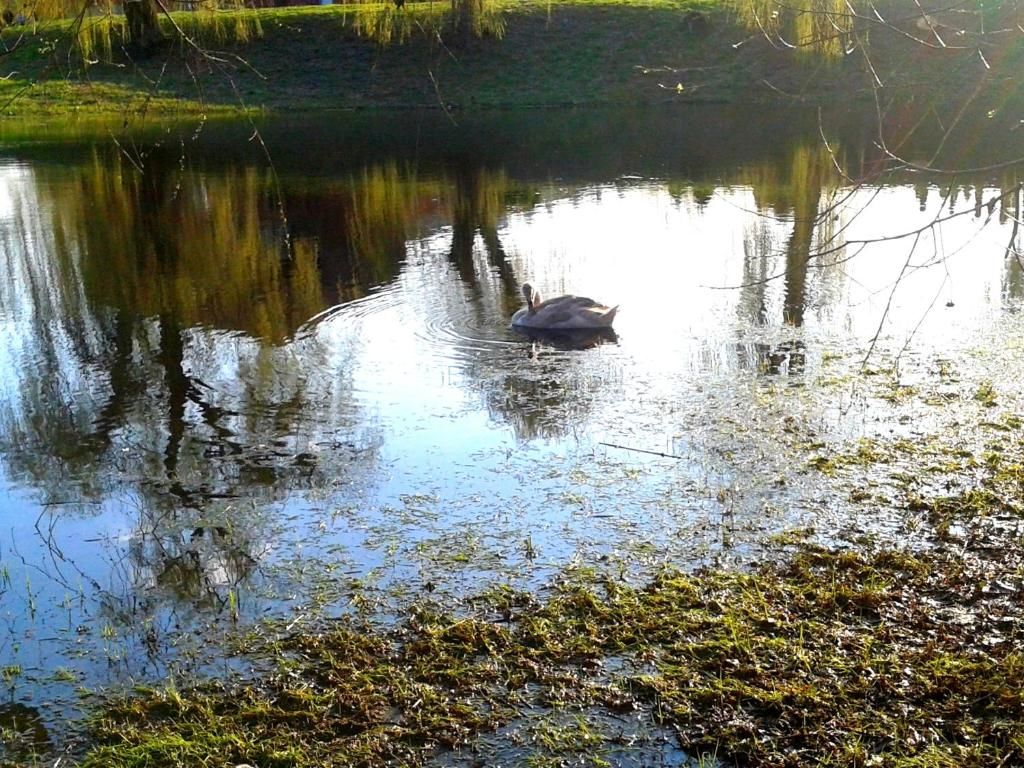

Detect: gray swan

[511,283,618,330]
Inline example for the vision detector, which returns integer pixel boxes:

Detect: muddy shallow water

[0,105,1022,752]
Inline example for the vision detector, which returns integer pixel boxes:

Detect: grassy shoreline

[82,537,1024,767]
[0,0,1015,118]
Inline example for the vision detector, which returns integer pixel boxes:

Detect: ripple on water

[412,276,521,358]
[419,312,521,362]
[302,282,407,331]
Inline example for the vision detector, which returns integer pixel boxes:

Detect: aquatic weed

[82,530,1024,767]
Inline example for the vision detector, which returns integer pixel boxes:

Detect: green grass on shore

[0,0,723,116]
[0,0,1015,117]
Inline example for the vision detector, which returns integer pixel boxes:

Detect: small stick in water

[599,442,683,460]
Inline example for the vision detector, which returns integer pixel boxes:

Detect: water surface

[0,105,1022,756]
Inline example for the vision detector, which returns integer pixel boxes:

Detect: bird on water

[511,283,618,330]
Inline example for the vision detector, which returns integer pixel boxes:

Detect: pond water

[0,105,1022,758]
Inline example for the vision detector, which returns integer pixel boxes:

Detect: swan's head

[521,283,538,312]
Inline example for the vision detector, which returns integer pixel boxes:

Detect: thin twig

[599,442,682,460]
[428,67,457,125]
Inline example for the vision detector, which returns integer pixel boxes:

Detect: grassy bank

[0,0,1017,116]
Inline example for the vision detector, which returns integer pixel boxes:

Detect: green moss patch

[84,524,1024,767]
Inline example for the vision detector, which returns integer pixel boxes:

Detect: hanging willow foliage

[14,0,264,65]
[172,0,263,46]
[731,0,854,57]
[351,4,416,46]
[449,0,504,41]
[348,0,503,47]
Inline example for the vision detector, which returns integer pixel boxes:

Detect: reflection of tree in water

[124,511,261,608]
[284,162,435,303]
[484,348,618,441]
[746,142,840,328]
[0,156,386,621]
[735,133,1024,373]
[62,158,324,343]
[447,163,521,311]
[734,142,840,374]
[442,166,622,441]
[895,172,1024,306]
[997,180,1023,303]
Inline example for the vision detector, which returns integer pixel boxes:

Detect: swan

[511,283,618,330]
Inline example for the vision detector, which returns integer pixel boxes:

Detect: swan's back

[512,291,617,330]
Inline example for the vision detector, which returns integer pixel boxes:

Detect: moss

[83,522,1024,767]
[809,437,914,475]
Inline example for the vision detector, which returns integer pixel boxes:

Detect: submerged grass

[80,371,1024,766]
[84,534,1024,766]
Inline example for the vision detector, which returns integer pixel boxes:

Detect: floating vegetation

[974,381,998,408]
[83,527,1024,767]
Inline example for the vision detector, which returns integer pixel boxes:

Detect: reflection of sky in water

[502,184,1008,346]
[308,181,1015,459]
[291,179,1023,597]
[0,156,1022,746]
